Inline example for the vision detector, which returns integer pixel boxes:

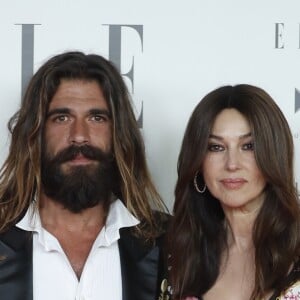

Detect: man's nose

[68,119,89,145]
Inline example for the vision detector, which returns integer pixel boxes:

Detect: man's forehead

[48,79,109,109]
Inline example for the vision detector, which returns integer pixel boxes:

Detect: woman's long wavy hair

[0,51,166,240]
[168,84,300,299]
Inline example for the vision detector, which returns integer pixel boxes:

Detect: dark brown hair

[169,84,300,299]
[0,51,166,240]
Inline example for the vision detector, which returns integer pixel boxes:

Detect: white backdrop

[0,0,299,210]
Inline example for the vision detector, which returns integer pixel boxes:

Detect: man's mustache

[51,145,112,164]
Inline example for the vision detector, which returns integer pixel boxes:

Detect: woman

[168,84,300,300]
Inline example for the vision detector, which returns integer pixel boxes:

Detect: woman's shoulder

[276,280,300,299]
[270,258,300,300]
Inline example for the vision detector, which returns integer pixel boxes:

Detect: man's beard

[41,144,119,213]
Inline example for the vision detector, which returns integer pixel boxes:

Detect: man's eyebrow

[208,132,252,140]
[46,108,111,118]
[89,108,111,118]
[47,108,70,118]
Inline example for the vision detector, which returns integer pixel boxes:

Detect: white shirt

[16,199,139,300]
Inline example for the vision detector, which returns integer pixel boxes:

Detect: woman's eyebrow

[208,132,252,140]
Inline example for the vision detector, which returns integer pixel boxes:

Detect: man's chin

[62,201,102,214]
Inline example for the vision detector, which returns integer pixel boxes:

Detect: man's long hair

[0,51,166,240]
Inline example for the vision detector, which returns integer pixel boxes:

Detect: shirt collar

[16,199,140,248]
[16,202,41,232]
[95,199,140,247]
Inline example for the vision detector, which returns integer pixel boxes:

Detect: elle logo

[15,23,144,127]
[274,23,300,113]
[295,89,300,113]
[274,23,300,49]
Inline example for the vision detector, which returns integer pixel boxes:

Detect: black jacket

[0,225,167,300]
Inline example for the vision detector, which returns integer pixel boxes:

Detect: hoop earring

[193,171,206,193]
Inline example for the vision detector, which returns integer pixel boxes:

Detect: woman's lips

[220,178,247,189]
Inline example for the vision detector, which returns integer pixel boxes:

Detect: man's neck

[38,193,106,233]
[38,194,107,279]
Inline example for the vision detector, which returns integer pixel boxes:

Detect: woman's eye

[242,142,254,151]
[208,144,224,152]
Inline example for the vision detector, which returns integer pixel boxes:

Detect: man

[0,52,168,300]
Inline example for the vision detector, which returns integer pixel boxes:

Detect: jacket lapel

[118,227,165,300]
[0,226,33,300]
[0,224,167,300]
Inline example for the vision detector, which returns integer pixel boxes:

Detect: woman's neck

[223,206,260,252]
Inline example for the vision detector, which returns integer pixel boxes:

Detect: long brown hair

[168,84,300,299]
[0,51,166,240]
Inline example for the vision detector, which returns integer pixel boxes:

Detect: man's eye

[207,144,224,152]
[91,115,107,122]
[242,142,254,151]
[54,115,69,122]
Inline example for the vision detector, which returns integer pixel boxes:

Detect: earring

[193,171,206,193]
